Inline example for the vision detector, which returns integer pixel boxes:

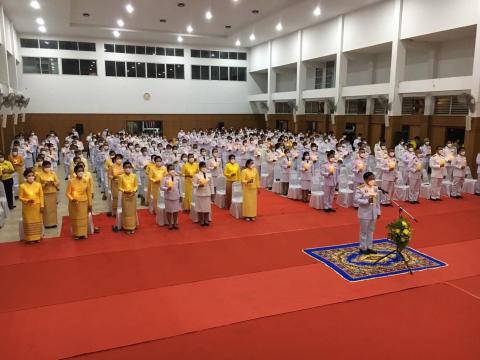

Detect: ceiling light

[38,25,46,33]
[30,1,40,10]
[249,33,255,41]
[186,25,193,33]
[205,10,213,20]
[235,40,241,47]
[177,36,183,43]
[125,3,134,13]
[276,22,283,31]
[113,30,120,38]
[36,17,45,25]
[313,6,321,16]
[117,19,124,27]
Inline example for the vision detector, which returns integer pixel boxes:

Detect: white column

[267,41,275,114]
[424,94,434,116]
[334,15,346,115]
[366,97,374,115]
[471,9,480,117]
[296,30,306,114]
[387,0,406,117]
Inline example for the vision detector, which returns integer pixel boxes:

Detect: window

[20,38,39,48]
[39,40,58,49]
[175,48,184,57]
[126,45,135,54]
[147,63,156,78]
[199,65,209,80]
[346,99,367,114]
[314,67,324,89]
[229,52,238,60]
[402,97,425,115]
[229,67,238,81]
[59,41,78,51]
[40,58,59,74]
[238,52,247,60]
[166,64,175,78]
[166,48,175,56]
[156,47,165,56]
[62,58,80,75]
[136,62,146,77]
[115,44,126,53]
[127,62,136,77]
[238,67,246,81]
[191,49,200,58]
[146,46,156,55]
[80,60,97,75]
[104,43,115,52]
[156,63,166,78]
[78,42,96,51]
[175,64,184,79]
[135,46,146,55]
[210,50,220,59]
[201,50,210,58]
[23,57,41,73]
[220,51,229,59]
[275,102,292,114]
[305,101,324,114]
[105,61,116,76]
[434,96,469,115]
[373,98,387,114]
[116,61,126,77]
[211,66,220,80]
[220,66,228,80]
[325,61,335,88]
[192,65,201,80]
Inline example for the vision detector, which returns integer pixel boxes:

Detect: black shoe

[414,201,420,204]
[475,193,480,196]
[359,249,368,255]
[330,208,336,212]
[430,198,437,201]
[324,209,330,213]
[367,249,378,254]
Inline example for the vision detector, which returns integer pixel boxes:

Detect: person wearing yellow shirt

[66,164,92,240]
[223,154,241,209]
[0,152,16,210]
[108,154,125,217]
[19,168,44,243]
[117,161,138,234]
[33,154,45,179]
[181,154,199,211]
[241,159,261,221]
[37,161,60,228]
[149,156,167,214]
[102,151,115,200]
[144,155,156,207]
[8,147,25,190]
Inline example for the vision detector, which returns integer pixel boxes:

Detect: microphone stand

[374,191,418,274]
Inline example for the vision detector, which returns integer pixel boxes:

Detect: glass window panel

[147,63,156,78]
[191,49,200,58]
[175,64,184,79]
[59,41,78,51]
[220,66,228,80]
[201,65,209,80]
[156,47,165,55]
[175,48,184,57]
[135,46,146,55]
[238,52,247,60]
[146,46,155,55]
[115,44,125,53]
[166,64,175,78]
[201,50,210,58]
[220,51,229,59]
[229,67,238,81]
[229,52,238,60]
[127,62,136,77]
[116,61,126,77]
[78,42,96,51]
[210,50,219,59]
[210,66,220,80]
[40,57,59,74]
[62,58,80,75]
[20,38,39,48]
[126,45,135,54]
[39,40,58,49]
[156,63,165,78]
[238,67,246,81]
[104,43,115,52]
[105,61,116,76]
[80,59,97,75]
[191,65,201,80]
[22,57,41,74]
[136,62,146,77]
[165,48,175,56]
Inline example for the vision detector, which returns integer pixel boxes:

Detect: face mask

[77,172,84,178]
[447,144,452,148]
[425,142,430,146]
[329,157,335,163]
[156,162,162,167]
[389,152,395,157]
[460,152,466,156]
[305,156,310,160]
[381,146,386,150]
[135,148,140,152]
[188,158,194,163]
[408,148,414,153]
[367,180,375,186]
[116,159,122,164]
[230,159,235,164]
[200,167,207,173]
[125,168,132,174]
[44,167,51,172]
[360,153,367,158]
[201,152,206,156]
[438,151,444,156]
[27,175,35,183]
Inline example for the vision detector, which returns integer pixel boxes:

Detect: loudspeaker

[75,123,84,137]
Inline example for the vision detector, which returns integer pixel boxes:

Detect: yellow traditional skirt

[183,178,193,210]
[122,192,137,230]
[15,168,24,185]
[22,203,43,242]
[151,182,160,213]
[242,187,258,218]
[69,200,88,237]
[43,192,58,227]
[111,179,119,215]
[145,180,151,206]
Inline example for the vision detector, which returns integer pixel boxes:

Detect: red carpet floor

[1,191,480,359]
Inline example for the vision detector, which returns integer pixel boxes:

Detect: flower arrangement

[387,217,412,250]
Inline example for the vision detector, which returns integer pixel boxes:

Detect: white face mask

[367,180,375,187]
[408,148,414,152]
[460,152,466,156]
[389,152,395,157]
[447,144,452,148]
[329,157,335,163]
[360,153,367,159]
[44,167,51,172]
[125,168,132,174]
[77,172,84,178]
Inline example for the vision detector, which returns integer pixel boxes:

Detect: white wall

[271,32,298,68]
[248,71,268,94]
[275,69,297,92]
[249,41,269,72]
[401,0,479,39]
[436,37,475,78]
[302,19,339,61]
[343,0,394,52]
[404,46,434,81]
[374,52,391,83]
[19,36,252,114]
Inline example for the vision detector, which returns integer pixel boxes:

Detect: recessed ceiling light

[30,1,40,10]
[125,3,134,13]
[82,13,90,17]
[249,33,255,41]
[36,17,45,25]
[38,25,46,33]
[117,19,124,27]
[251,9,259,14]
[159,18,167,23]
[113,30,120,38]
[276,22,283,31]
[177,2,185,7]
[235,40,241,46]
[177,36,183,43]
[186,25,193,33]
[205,10,213,20]
[313,6,321,16]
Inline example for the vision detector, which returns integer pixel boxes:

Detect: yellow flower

[401,221,407,227]
[403,229,410,235]
[395,229,401,234]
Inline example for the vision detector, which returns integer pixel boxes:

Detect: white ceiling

[2,0,385,48]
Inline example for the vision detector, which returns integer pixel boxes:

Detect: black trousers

[2,178,14,208]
